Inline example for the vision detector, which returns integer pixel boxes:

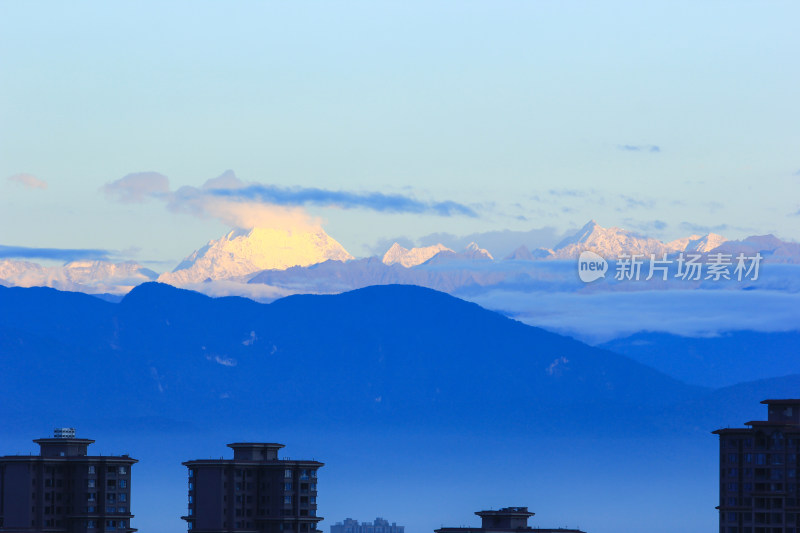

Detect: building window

[88,466,96,474]
[285,483,292,491]
[301,470,309,480]
[88,479,96,488]
[310,470,317,478]
[284,496,292,504]
[119,480,127,489]
[285,469,292,478]
[119,494,127,502]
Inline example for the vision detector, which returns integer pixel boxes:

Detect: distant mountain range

[528,220,731,260]
[1,221,798,300]
[0,259,157,293]
[600,330,800,388]
[0,282,796,435]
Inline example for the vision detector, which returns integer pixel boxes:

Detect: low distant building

[0,428,137,533]
[182,442,323,533]
[331,517,404,533]
[434,507,585,533]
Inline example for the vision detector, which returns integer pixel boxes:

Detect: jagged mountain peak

[382,242,452,268]
[159,226,354,286]
[463,242,493,260]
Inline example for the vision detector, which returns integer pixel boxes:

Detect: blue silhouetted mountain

[2,281,784,438]
[600,330,800,388]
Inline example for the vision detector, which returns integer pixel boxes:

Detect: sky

[1,1,799,269]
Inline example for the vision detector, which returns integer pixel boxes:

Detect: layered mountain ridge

[2,221,798,297]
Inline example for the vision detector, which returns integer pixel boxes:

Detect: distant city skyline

[2,2,799,266]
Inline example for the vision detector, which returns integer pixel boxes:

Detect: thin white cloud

[8,173,47,190]
[468,289,800,344]
[102,172,170,203]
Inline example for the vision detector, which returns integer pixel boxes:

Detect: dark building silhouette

[0,428,137,533]
[330,517,404,533]
[713,399,800,533]
[182,442,322,533]
[434,507,585,533]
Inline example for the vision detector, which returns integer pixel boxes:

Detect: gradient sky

[2,1,799,266]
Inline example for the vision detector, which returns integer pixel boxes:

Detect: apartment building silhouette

[182,442,322,533]
[714,399,800,533]
[0,428,137,533]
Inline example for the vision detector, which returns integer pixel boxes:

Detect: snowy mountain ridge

[158,226,354,285]
[382,243,453,268]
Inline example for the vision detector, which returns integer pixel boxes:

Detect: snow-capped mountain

[158,226,354,285]
[667,233,727,253]
[62,260,159,285]
[422,242,494,265]
[463,242,494,260]
[382,243,452,268]
[0,259,158,293]
[548,220,676,259]
[539,221,736,259]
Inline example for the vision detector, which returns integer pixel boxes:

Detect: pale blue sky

[1,1,798,265]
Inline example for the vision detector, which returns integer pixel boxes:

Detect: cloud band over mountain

[0,244,112,261]
[102,171,477,231]
[207,184,478,217]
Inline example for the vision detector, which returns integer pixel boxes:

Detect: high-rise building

[713,399,800,533]
[0,428,137,533]
[182,442,323,533]
[434,507,585,533]
[330,517,404,533]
